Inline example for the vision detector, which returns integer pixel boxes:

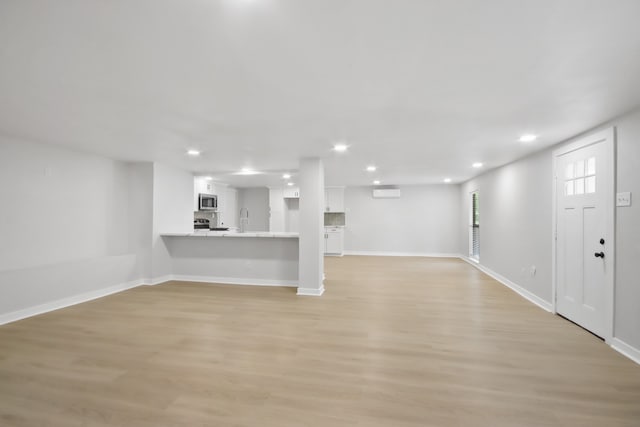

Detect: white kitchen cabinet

[194,178,234,221]
[215,184,226,212]
[283,187,300,198]
[324,227,344,256]
[194,178,214,211]
[194,178,218,211]
[220,187,237,228]
[324,187,345,212]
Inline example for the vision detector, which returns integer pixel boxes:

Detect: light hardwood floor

[1,256,639,427]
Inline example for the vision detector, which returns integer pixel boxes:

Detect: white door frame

[551,127,616,343]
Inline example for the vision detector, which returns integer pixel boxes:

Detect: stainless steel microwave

[198,193,218,211]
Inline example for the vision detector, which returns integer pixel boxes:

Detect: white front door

[555,129,614,339]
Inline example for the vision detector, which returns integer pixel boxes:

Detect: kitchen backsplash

[194,211,216,224]
[324,212,345,226]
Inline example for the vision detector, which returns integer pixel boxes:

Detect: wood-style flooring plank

[1,256,639,426]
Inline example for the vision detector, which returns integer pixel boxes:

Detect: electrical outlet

[616,192,631,207]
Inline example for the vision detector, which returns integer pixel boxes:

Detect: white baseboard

[611,338,640,365]
[165,274,298,288]
[0,279,144,326]
[297,286,325,296]
[0,273,299,326]
[459,256,553,312]
[147,275,174,286]
[343,251,460,258]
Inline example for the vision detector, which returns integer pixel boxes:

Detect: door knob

[594,252,605,258]
[600,238,605,245]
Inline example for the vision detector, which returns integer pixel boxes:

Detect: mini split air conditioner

[372,188,401,198]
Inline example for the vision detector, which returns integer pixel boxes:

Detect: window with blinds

[470,192,479,259]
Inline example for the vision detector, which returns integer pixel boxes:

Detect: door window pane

[586,176,596,194]
[587,157,596,176]
[575,160,585,178]
[575,178,585,195]
[565,163,575,179]
[565,181,574,196]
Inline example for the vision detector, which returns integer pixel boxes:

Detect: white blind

[471,192,479,258]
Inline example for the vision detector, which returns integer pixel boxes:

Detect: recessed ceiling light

[366,165,377,172]
[519,134,537,143]
[234,167,262,176]
[187,149,200,156]
[472,162,483,168]
[287,182,294,186]
[333,144,348,152]
[282,173,291,179]
[204,176,213,181]
[373,180,381,185]
[444,178,452,183]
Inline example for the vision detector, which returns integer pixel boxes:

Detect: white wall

[166,236,299,285]
[0,136,147,320]
[151,163,194,280]
[298,158,324,295]
[285,198,299,232]
[237,187,270,232]
[459,149,552,302]
[459,108,640,353]
[613,111,640,350]
[222,187,238,229]
[344,185,461,255]
[269,188,286,232]
[128,162,154,280]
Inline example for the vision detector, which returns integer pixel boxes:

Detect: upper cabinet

[283,187,300,198]
[193,177,230,212]
[324,187,345,212]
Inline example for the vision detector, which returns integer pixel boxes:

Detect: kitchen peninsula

[160,231,299,287]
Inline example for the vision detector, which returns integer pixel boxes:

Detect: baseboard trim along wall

[0,279,145,326]
[610,338,640,365]
[0,275,298,326]
[458,256,639,366]
[158,275,298,288]
[459,256,553,312]
[344,251,460,258]
[297,286,325,296]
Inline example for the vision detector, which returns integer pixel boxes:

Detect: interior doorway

[469,191,480,261]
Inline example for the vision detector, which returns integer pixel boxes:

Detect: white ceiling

[1,0,640,187]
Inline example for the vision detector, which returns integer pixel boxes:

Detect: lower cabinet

[324,227,344,256]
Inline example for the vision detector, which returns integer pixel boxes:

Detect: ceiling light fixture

[187,149,201,156]
[282,173,291,179]
[204,176,213,181]
[287,182,294,186]
[373,180,381,185]
[333,143,348,152]
[234,167,262,176]
[519,134,537,143]
[366,165,377,172]
[443,178,452,183]
[472,162,483,168]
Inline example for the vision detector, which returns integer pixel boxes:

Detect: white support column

[297,157,325,296]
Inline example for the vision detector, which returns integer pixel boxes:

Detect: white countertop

[161,231,299,239]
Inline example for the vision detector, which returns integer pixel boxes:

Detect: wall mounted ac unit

[372,188,401,198]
